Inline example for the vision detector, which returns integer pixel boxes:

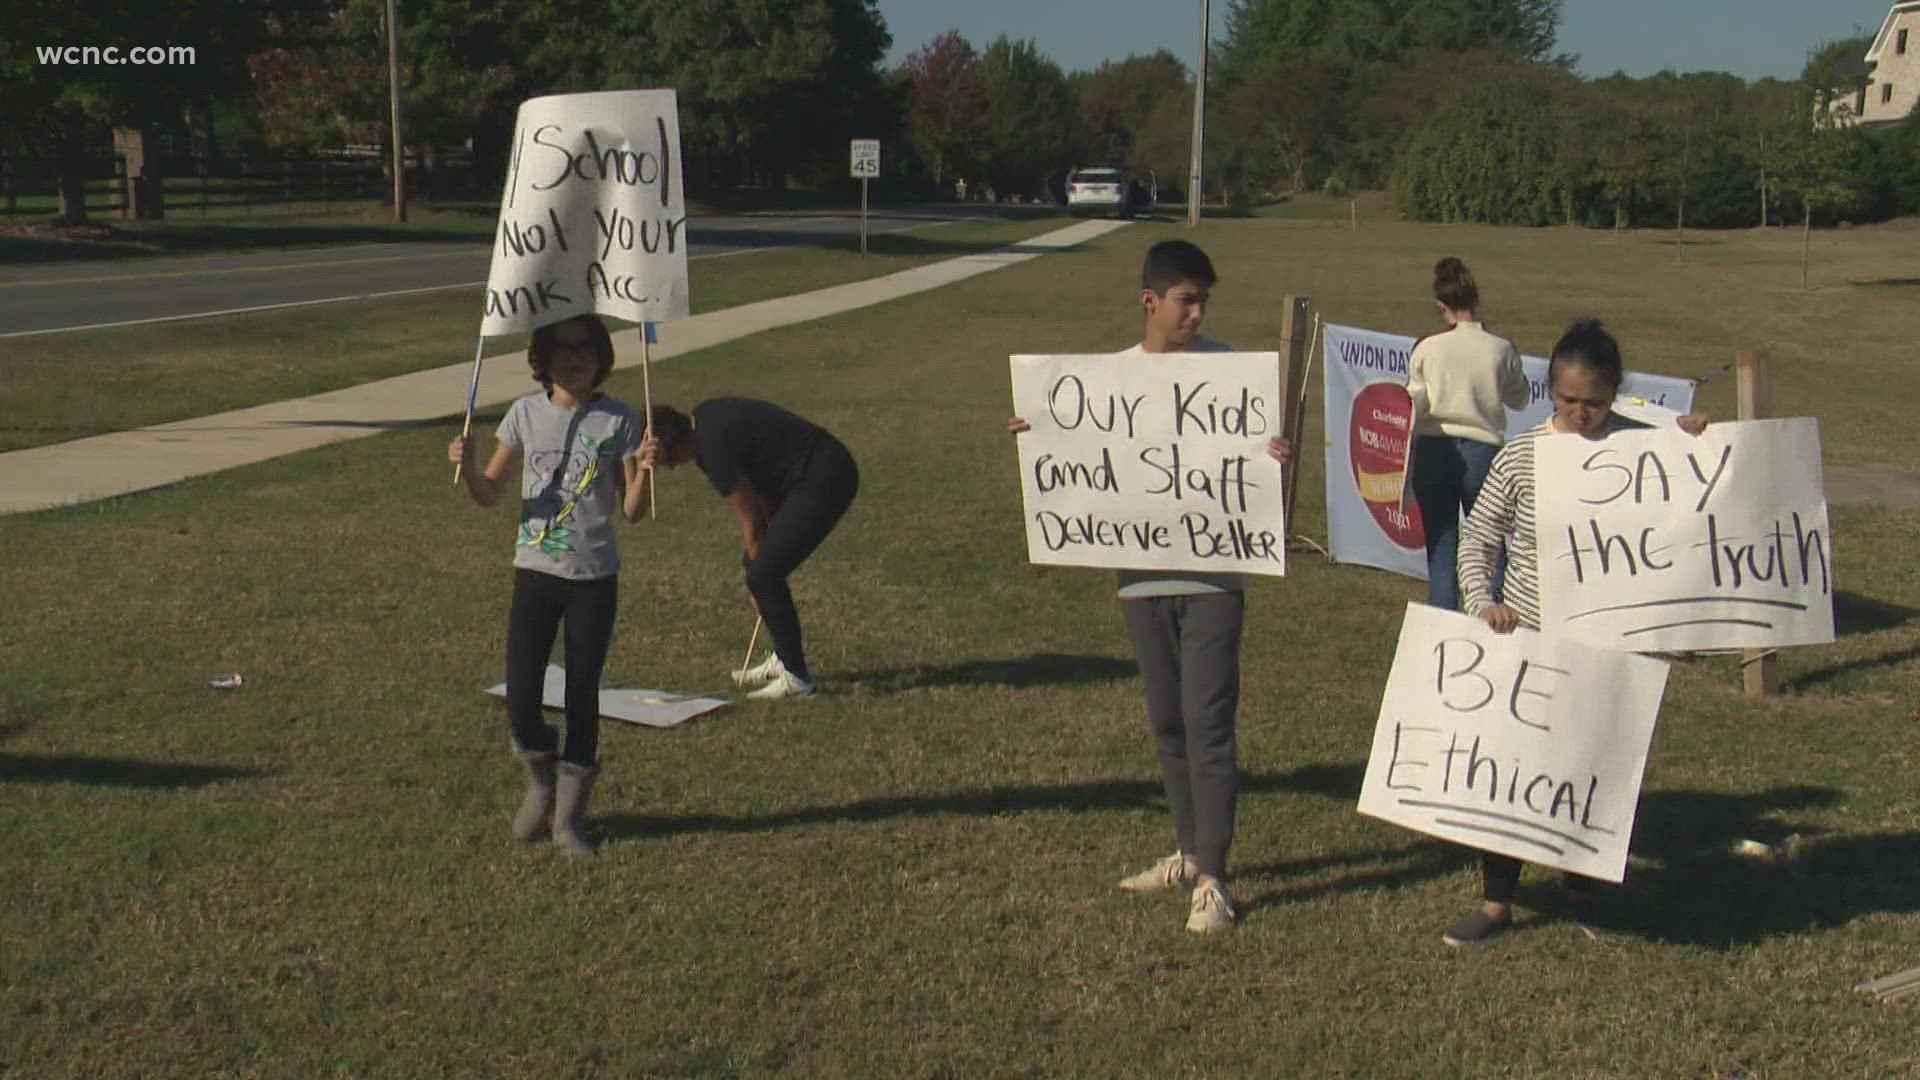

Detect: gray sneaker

[1118,852,1196,893]
[746,668,817,701]
[733,653,785,688]
[1185,880,1237,933]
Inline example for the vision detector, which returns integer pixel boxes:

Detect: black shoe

[1443,909,1512,947]
[1566,891,1610,940]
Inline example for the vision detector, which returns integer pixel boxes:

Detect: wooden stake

[640,323,656,518]
[1856,965,1920,1001]
[1292,313,1327,555]
[739,616,763,685]
[1277,295,1314,530]
[453,336,487,485]
[1736,350,1777,697]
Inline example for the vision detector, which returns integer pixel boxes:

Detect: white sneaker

[1185,880,1236,933]
[1118,852,1196,893]
[746,668,817,701]
[732,652,785,688]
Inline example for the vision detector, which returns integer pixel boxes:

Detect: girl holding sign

[448,314,654,856]
[1445,319,1707,945]
[641,399,859,701]
[1405,258,1530,612]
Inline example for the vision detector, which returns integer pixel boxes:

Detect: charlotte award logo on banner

[1348,381,1423,550]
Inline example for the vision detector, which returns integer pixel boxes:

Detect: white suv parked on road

[1066,166,1154,218]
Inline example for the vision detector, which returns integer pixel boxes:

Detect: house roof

[1866,0,1920,61]
[1833,47,1874,82]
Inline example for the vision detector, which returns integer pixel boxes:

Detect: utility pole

[1187,0,1209,227]
[386,0,408,222]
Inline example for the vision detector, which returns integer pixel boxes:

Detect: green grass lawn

[0,198,1050,264]
[0,214,1066,453]
[1,216,1917,1076]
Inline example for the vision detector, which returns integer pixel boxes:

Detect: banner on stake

[1322,324,1697,579]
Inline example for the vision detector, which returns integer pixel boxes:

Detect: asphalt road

[0,208,1000,337]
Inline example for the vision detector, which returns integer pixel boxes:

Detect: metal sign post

[850,138,880,256]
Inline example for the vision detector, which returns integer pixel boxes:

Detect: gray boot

[553,762,600,856]
[512,750,557,842]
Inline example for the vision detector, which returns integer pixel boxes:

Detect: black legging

[505,568,619,766]
[745,437,859,681]
[1483,852,1595,904]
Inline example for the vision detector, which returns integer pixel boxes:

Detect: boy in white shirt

[1009,240,1289,932]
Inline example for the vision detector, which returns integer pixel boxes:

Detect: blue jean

[1410,435,1499,612]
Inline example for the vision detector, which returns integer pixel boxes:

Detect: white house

[1861,0,1920,124]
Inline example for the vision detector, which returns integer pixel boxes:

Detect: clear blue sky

[874,0,1898,80]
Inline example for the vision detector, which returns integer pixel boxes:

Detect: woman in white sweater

[1405,258,1530,611]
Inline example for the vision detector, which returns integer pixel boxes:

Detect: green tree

[606,0,890,189]
[1586,76,1663,229]
[1775,84,1861,290]
[0,0,273,223]
[1218,0,1566,187]
[1388,64,1576,225]
[1129,92,1196,201]
[1221,0,1564,78]
[1650,72,1742,251]
[1349,47,1534,187]
[1802,35,1873,122]
[899,30,985,189]
[1072,51,1189,166]
[1209,57,1338,201]
[974,37,1085,199]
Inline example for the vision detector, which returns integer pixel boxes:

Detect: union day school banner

[1322,323,1696,580]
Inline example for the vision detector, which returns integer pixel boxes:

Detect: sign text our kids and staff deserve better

[1010,352,1287,576]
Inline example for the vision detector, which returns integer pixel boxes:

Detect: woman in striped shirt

[1443,319,1708,947]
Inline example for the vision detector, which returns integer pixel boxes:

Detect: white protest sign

[1536,417,1834,652]
[481,90,691,336]
[1321,323,1697,579]
[1358,603,1668,883]
[850,138,881,178]
[1010,352,1286,576]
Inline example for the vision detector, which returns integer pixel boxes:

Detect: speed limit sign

[849,139,880,179]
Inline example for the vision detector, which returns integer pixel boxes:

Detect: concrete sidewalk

[0,219,1129,516]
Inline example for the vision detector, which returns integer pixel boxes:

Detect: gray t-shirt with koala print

[495,391,638,580]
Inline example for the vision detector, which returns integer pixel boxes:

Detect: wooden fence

[0,149,484,220]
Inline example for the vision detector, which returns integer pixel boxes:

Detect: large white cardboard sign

[1009,352,1287,577]
[486,665,727,728]
[1358,604,1668,883]
[1536,417,1835,652]
[481,90,691,335]
[1322,323,1697,579]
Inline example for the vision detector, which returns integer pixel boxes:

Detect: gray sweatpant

[1121,591,1244,881]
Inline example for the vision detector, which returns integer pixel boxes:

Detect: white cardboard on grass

[1009,351,1287,577]
[1357,604,1668,883]
[1321,323,1697,579]
[481,89,691,336]
[485,665,727,728]
[1536,417,1835,652]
